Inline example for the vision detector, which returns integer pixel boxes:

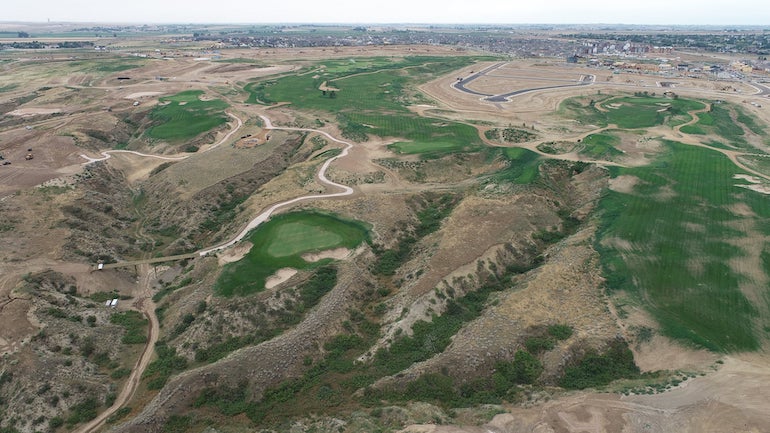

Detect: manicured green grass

[492,147,541,184]
[146,90,229,142]
[215,211,370,297]
[679,124,706,135]
[93,60,146,72]
[680,103,767,151]
[266,222,345,257]
[560,95,705,129]
[580,132,623,159]
[246,56,467,111]
[597,141,770,352]
[67,58,147,73]
[244,56,487,154]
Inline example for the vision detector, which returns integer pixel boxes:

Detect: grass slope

[147,90,229,142]
[598,141,770,351]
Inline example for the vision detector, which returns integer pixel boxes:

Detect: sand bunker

[8,107,62,117]
[125,91,163,99]
[737,183,770,195]
[301,247,351,262]
[265,268,298,289]
[217,242,253,265]
[734,174,762,183]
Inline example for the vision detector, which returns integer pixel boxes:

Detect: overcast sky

[4,0,769,26]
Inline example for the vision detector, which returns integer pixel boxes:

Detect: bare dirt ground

[216,241,253,265]
[401,355,770,433]
[420,59,770,134]
[3,44,770,433]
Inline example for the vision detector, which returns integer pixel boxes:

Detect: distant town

[2,24,769,82]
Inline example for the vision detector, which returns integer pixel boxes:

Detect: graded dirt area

[419,59,770,136]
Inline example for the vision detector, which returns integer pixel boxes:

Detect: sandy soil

[264,268,299,290]
[608,175,640,194]
[401,355,770,433]
[125,91,163,99]
[217,242,253,265]
[7,107,63,116]
[301,247,351,262]
[4,44,770,433]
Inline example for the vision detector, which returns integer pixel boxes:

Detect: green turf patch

[580,132,623,159]
[215,211,370,297]
[146,90,229,142]
[491,147,541,184]
[93,60,146,73]
[597,141,770,352]
[680,103,767,151]
[266,222,345,257]
[389,140,472,156]
[244,56,487,154]
[560,95,705,129]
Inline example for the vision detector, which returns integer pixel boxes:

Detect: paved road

[750,81,770,97]
[452,61,594,102]
[485,74,595,102]
[451,62,506,97]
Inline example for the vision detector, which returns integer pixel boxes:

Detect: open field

[3,34,770,433]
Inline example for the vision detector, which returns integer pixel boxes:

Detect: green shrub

[143,343,187,390]
[548,324,573,340]
[559,339,639,389]
[162,415,192,433]
[110,311,148,344]
[512,350,543,384]
[524,336,554,354]
[65,397,99,425]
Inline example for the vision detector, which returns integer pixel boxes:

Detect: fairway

[597,141,770,352]
[560,94,705,129]
[266,222,344,257]
[244,56,485,153]
[147,90,229,142]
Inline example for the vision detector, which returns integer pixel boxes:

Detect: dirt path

[74,265,159,433]
[197,113,355,256]
[79,112,243,165]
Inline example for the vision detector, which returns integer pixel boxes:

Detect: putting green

[215,211,370,297]
[266,222,344,257]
